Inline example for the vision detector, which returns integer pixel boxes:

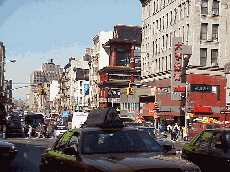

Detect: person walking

[28,125,32,138]
[38,123,45,138]
[171,126,177,141]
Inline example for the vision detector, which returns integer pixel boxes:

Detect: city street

[1,137,56,172]
[0,135,189,172]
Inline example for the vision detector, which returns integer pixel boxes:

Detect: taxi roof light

[85,107,124,128]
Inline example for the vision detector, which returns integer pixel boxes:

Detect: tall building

[29,59,62,113]
[88,31,113,108]
[0,42,6,120]
[60,57,89,111]
[139,0,229,125]
[99,25,142,111]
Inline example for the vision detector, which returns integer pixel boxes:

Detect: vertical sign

[83,84,89,96]
[171,37,192,100]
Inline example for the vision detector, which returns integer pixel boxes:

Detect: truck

[71,111,88,129]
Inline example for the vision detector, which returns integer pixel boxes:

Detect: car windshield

[142,128,161,138]
[81,130,165,155]
[9,122,22,129]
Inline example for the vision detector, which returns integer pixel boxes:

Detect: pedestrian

[158,124,162,132]
[171,126,177,141]
[38,123,45,138]
[167,124,172,134]
[28,125,32,138]
[3,124,6,139]
[53,129,56,138]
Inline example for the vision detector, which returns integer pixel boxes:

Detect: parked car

[133,126,176,154]
[4,121,24,138]
[0,140,17,164]
[182,128,230,172]
[55,125,68,137]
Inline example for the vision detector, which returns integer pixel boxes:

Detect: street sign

[187,101,195,103]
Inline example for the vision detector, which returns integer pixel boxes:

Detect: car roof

[133,126,155,129]
[204,128,230,132]
[68,126,140,133]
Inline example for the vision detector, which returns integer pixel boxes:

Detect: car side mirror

[63,147,79,156]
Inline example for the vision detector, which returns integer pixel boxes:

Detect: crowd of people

[158,123,186,141]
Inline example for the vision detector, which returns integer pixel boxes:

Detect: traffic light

[126,87,129,95]
[39,87,42,95]
[154,102,158,109]
[42,87,46,95]
[126,87,134,95]
[129,87,134,95]
[39,87,46,95]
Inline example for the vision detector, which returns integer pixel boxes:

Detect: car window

[210,132,223,149]
[54,131,74,151]
[81,130,164,154]
[68,131,81,151]
[194,131,213,148]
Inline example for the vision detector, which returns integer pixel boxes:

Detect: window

[201,0,208,15]
[162,57,164,71]
[212,0,219,16]
[211,49,218,64]
[156,20,158,31]
[212,24,219,40]
[159,18,161,30]
[201,23,208,40]
[174,8,177,23]
[152,22,155,34]
[170,11,173,24]
[200,48,207,66]
[159,58,161,72]
[194,131,213,148]
[166,13,168,27]
[153,41,155,54]
[166,56,168,71]
[166,34,168,49]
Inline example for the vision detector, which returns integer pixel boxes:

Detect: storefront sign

[171,37,192,100]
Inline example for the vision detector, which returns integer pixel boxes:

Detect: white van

[72,112,88,129]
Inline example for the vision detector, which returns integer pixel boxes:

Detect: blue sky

[0,0,142,100]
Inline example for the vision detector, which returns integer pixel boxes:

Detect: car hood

[156,139,174,146]
[83,152,198,171]
[0,140,14,147]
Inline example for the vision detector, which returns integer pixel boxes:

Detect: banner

[84,84,89,96]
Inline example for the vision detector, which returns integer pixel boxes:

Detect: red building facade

[152,73,227,124]
[98,25,142,108]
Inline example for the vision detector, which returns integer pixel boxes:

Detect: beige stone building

[140,0,229,82]
[139,0,230,124]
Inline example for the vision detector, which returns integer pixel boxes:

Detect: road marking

[24,153,27,157]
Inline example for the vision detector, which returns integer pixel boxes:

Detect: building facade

[60,57,89,111]
[88,31,113,108]
[98,25,142,110]
[139,0,229,125]
[29,59,62,114]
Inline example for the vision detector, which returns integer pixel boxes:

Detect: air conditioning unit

[211,62,218,67]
